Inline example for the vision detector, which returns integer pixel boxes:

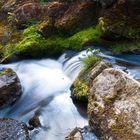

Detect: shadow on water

[72,99,88,119]
[7,95,55,117]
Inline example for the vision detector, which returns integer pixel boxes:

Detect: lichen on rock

[88,68,140,140]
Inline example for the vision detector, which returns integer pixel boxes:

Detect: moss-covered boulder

[37,1,99,37]
[88,68,140,140]
[12,1,43,28]
[71,60,111,102]
[1,23,103,62]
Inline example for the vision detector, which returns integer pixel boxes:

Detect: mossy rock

[71,59,112,103]
[1,20,103,62]
[88,68,140,140]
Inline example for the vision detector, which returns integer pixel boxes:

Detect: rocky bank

[0,0,139,62]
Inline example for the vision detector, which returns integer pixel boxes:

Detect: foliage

[82,49,102,72]
[71,48,102,103]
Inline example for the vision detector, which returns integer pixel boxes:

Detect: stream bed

[0,46,140,140]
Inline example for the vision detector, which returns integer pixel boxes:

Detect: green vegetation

[71,49,102,102]
[112,41,140,54]
[83,54,101,72]
[71,78,89,102]
[0,68,15,76]
[2,20,103,61]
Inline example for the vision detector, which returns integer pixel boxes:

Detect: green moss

[112,40,140,54]
[2,20,103,61]
[104,92,118,106]
[71,54,102,103]
[71,49,102,102]
[0,68,14,76]
[82,55,101,72]
[71,78,89,102]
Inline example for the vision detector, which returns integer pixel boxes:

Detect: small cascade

[0,52,89,140]
[60,50,98,81]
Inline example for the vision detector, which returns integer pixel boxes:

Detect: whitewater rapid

[1,48,140,140]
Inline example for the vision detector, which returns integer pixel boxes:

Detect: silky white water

[1,51,90,140]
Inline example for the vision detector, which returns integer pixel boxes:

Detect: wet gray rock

[0,118,30,140]
[28,115,41,129]
[0,68,22,108]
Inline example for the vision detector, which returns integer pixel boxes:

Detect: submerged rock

[65,127,83,140]
[0,68,22,108]
[88,68,140,140]
[0,118,30,140]
[65,126,98,140]
[28,115,41,129]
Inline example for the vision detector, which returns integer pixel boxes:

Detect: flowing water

[1,47,140,140]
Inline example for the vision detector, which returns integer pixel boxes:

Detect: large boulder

[12,2,44,28]
[0,68,22,108]
[101,0,140,40]
[0,0,40,12]
[37,1,69,37]
[55,1,98,35]
[0,118,30,140]
[88,68,140,140]
[37,1,99,37]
